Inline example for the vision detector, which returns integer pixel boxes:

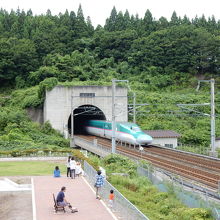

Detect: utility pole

[196,79,217,157]
[71,94,75,147]
[112,79,116,154]
[133,93,136,123]
[111,79,129,154]
[210,79,216,157]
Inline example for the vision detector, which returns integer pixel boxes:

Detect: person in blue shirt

[94,170,104,199]
[54,166,61,177]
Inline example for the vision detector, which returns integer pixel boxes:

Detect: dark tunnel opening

[68,105,106,135]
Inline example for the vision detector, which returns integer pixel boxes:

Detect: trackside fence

[137,165,220,220]
[84,161,150,220]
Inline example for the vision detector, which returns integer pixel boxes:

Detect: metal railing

[74,136,112,157]
[176,143,216,157]
[137,165,220,220]
[72,136,220,219]
[84,161,150,220]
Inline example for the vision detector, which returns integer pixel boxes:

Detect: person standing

[109,189,114,209]
[109,189,115,209]
[56,186,78,213]
[66,156,71,177]
[94,170,104,199]
[70,157,76,179]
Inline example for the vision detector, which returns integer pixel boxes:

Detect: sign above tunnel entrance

[80,93,95,98]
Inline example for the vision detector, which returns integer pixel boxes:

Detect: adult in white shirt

[70,157,76,179]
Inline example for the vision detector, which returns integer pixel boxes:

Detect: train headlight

[137,135,152,144]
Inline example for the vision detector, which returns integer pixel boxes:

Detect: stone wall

[26,107,43,124]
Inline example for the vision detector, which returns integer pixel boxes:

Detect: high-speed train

[85,120,153,145]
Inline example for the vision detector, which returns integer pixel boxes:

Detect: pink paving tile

[33,176,116,220]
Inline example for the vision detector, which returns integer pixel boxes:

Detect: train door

[116,124,119,140]
[104,122,108,137]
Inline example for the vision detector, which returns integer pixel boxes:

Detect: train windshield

[131,126,141,132]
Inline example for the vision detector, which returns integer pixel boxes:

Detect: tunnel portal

[68,105,106,135]
[44,85,128,135]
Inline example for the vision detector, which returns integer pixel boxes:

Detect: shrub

[38,77,58,103]
[10,86,41,108]
[103,154,137,176]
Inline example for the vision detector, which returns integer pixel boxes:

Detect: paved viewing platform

[33,176,117,220]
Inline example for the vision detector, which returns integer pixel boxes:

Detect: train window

[105,124,111,129]
[132,127,141,132]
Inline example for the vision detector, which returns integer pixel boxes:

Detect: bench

[53,193,65,213]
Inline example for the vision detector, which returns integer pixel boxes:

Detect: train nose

[137,135,152,145]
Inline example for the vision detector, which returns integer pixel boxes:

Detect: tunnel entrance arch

[68,105,106,135]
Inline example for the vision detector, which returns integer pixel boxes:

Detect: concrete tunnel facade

[43,85,128,137]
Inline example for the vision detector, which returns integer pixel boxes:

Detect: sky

[1,0,220,27]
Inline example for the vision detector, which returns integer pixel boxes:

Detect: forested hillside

[0,5,220,154]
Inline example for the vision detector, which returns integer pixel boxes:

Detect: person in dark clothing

[56,186,78,213]
[66,156,71,177]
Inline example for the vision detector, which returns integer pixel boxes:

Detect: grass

[0,161,66,176]
[109,175,214,220]
[100,154,214,220]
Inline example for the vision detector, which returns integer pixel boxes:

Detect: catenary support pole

[210,78,216,156]
[71,95,73,138]
[133,93,136,123]
[71,93,75,147]
[196,79,217,157]
[112,79,116,154]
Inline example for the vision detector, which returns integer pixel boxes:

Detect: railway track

[76,135,220,190]
[145,147,220,173]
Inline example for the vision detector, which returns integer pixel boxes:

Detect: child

[70,157,76,179]
[75,162,82,177]
[54,166,61,177]
[109,189,114,209]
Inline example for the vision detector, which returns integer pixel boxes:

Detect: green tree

[105,6,117,31]
[197,14,207,28]
[32,16,58,59]
[130,25,220,75]
[142,9,155,35]
[124,10,131,29]
[157,16,169,30]
[29,66,60,85]
[207,16,217,32]
[181,15,191,25]
[0,37,38,85]
[115,11,126,31]
[86,16,94,35]
[170,11,180,26]
[75,4,88,38]
[93,29,137,62]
